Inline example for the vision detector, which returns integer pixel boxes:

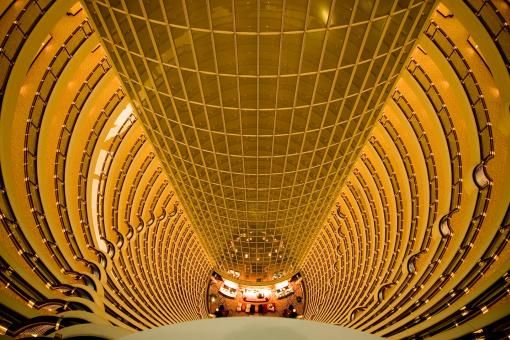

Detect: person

[285,304,297,318]
[214,308,221,317]
[214,305,226,317]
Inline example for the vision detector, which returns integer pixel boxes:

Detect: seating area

[241,303,274,315]
[207,273,305,318]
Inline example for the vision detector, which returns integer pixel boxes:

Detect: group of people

[214,303,299,318]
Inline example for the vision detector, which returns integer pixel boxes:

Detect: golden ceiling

[82,0,435,282]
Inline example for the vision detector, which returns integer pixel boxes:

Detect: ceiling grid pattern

[82,0,434,281]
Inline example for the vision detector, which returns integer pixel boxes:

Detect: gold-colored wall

[302,1,510,338]
[0,1,211,337]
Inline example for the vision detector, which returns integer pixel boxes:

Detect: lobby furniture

[219,285,237,299]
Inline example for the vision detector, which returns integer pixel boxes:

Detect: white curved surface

[119,317,381,340]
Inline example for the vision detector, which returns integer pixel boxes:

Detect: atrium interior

[0,0,509,339]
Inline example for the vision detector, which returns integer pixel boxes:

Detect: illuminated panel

[82,0,434,282]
